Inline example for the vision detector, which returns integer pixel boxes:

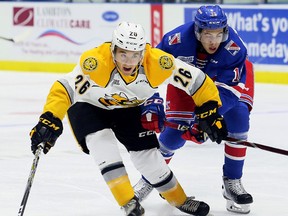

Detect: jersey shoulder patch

[224,40,241,56]
[142,44,175,87]
[80,43,115,87]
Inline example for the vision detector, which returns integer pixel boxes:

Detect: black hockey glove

[30,112,63,154]
[195,101,227,144]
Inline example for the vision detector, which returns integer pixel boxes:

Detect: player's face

[114,48,142,76]
[200,28,224,54]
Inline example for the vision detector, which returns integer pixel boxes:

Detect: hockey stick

[0,30,32,43]
[18,144,43,216]
[164,121,288,156]
[0,35,14,42]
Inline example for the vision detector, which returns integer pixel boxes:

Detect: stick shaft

[164,121,288,156]
[0,35,14,42]
[18,146,42,216]
[225,137,288,156]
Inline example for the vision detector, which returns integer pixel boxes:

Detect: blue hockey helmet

[194,5,229,42]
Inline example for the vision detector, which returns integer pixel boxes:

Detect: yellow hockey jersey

[43,43,221,120]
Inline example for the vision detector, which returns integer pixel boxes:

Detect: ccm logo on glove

[30,112,63,154]
[39,117,62,131]
[195,101,227,144]
[143,98,163,106]
[141,93,165,133]
[197,107,217,119]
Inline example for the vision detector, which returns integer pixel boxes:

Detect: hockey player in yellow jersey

[29,21,227,216]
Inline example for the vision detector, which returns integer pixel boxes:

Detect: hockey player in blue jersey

[133,5,255,214]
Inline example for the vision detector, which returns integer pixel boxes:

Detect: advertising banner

[150,4,163,48]
[182,6,288,66]
[0,2,287,81]
[0,2,151,64]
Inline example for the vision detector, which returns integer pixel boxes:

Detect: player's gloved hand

[181,123,208,144]
[195,101,227,144]
[141,93,165,133]
[30,112,63,154]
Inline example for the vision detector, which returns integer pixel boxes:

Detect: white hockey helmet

[111,21,146,53]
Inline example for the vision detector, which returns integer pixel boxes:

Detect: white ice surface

[0,71,288,216]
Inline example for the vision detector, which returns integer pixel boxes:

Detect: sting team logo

[13,7,34,26]
[159,55,174,70]
[99,92,144,108]
[82,57,98,72]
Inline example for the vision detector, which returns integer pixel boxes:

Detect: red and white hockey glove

[141,93,165,133]
[181,123,208,144]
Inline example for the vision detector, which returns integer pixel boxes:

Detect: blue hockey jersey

[157,22,250,115]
